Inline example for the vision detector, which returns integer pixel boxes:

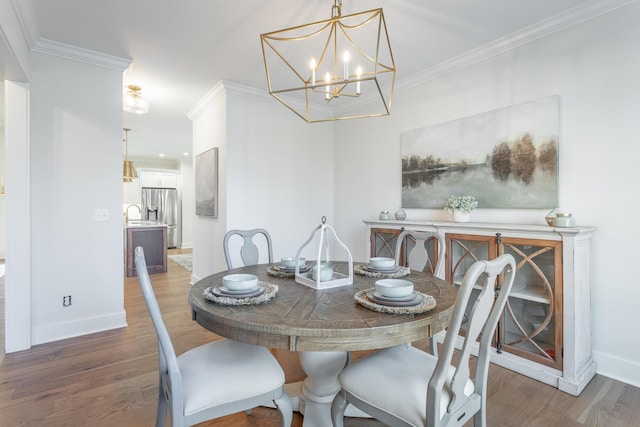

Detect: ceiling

[14,0,598,159]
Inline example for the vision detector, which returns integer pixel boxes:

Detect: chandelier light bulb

[343,51,350,80]
[325,72,331,100]
[310,58,316,86]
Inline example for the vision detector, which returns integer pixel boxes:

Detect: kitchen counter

[124,220,168,228]
[124,223,167,276]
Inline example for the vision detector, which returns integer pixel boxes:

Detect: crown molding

[222,80,274,104]
[31,38,131,71]
[10,0,39,49]
[11,0,131,71]
[187,80,226,121]
[397,0,639,92]
[223,80,329,115]
[188,80,334,121]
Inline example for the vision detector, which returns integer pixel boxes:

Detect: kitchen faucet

[125,204,142,223]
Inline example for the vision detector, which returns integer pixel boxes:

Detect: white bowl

[375,279,414,298]
[312,263,334,281]
[369,257,395,269]
[222,274,258,291]
[281,257,306,268]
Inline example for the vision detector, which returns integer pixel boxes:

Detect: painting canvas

[195,147,218,217]
[401,96,559,209]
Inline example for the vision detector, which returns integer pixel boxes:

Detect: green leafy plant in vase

[444,196,478,222]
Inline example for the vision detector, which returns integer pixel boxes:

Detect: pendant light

[123,128,138,182]
[260,0,395,123]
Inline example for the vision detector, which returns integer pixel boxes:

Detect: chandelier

[123,85,149,114]
[260,0,395,123]
[123,128,138,182]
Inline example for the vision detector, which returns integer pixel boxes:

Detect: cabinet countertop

[124,221,168,229]
[363,219,597,234]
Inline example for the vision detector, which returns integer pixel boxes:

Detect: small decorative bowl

[375,279,414,298]
[222,274,258,291]
[281,257,306,268]
[369,257,395,268]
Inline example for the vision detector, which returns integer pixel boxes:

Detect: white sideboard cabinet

[364,219,597,396]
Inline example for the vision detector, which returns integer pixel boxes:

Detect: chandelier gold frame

[260,0,395,123]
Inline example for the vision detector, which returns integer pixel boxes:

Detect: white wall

[29,52,127,344]
[225,84,334,261]
[334,3,640,387]
[189,82,228,281]
[0,0,30,82]
[0,113,5,259]
[180,159,194,248]
[4,80,31,352]
[190,82,333,280]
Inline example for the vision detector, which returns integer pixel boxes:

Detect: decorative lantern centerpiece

[294,216,353,290]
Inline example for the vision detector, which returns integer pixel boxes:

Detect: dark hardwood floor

[0,250,638,426]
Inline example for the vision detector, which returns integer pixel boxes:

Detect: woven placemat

[267,265,310,278]
[203,281,278,305]
[354,288,436,315]
[354,264,410,279]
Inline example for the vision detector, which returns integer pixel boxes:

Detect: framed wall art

[195,147,218,217]
[401,96,559,209]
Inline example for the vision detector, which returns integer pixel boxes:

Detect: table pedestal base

[281,351,371,427]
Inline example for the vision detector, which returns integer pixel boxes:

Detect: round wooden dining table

[188,261,456,427]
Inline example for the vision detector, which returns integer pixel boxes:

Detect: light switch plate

[94,208,109,221]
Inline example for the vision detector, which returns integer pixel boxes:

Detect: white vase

[452,210,471,223]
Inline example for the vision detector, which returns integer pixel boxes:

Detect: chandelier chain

[332,0,342,18]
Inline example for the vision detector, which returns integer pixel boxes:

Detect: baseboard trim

[593,350,640,388]
[32,310,127,346]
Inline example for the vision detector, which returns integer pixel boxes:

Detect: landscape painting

[401,96,559,209]
[195,147,218,217]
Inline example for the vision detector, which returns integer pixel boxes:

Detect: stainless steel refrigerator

[141,187,179,248]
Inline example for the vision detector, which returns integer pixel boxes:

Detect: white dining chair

[331,254,516,427]
[223,228,273,269]
[395,230,445,278]
[395,230,446,356]
[134,246,292,427]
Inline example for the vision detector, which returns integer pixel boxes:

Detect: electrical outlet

[63,295,72,307]
[94,209,109,221]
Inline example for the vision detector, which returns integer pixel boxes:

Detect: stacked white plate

[277,258,311,273]
[363,257,400,273]
[368,278,421,306]
[212,274,264,298]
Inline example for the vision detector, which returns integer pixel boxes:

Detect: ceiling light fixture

[123,128,138,182]
[260,0,395,123]
[123,85,149,114]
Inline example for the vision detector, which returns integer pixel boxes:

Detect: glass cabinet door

[446,234,498,337]
[446,234,497,285]
[370,228,403,260]
[499,237,562,370]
